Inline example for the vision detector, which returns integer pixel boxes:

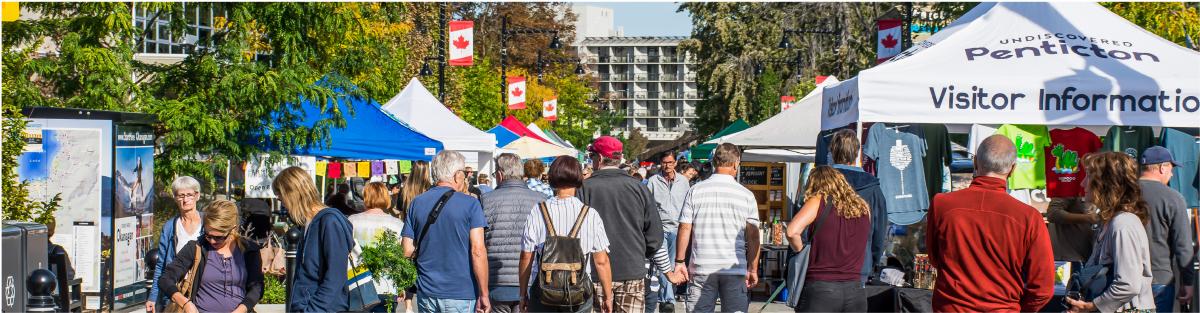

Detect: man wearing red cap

[578,136,665,313]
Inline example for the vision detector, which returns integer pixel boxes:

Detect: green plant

[261,274,286,304]
[360,230,417,294]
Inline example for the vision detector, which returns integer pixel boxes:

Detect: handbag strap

[413,189,456,258]
[803,197,834,245]
[181,244,203,298]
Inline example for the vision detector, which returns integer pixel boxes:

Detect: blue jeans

[1153,283,1176,313]
[658,231,678,304]
[416,292,476,313]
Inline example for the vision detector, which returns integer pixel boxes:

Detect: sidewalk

[253,301,794,313]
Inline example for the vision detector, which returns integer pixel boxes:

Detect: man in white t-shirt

[671,143,761,313]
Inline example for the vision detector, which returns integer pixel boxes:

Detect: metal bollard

[26,269,57,312]
[284,225,303,313]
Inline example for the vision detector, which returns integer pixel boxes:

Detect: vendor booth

[487,125,521,148]
[498,116,552,143]
[383,78,497,173]
[814,1,1199,305]
[501,136,578,159]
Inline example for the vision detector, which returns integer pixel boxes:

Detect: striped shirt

[522,196,611,274]
[679,173,760,275]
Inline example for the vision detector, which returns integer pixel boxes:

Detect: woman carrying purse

[159,200,264,313]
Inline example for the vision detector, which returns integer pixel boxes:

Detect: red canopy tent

[498,115,551,143]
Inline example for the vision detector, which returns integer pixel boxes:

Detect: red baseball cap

[588,136,624,159]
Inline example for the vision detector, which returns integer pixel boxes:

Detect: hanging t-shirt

[1161,128,1199,207]
[865,123,929,225]
[328,161,343,178]
[967,124,999,156]
[995,124,1050,190]
[1046,127,1102,198]
[913,124,952,199]
[1104,126,1154,159]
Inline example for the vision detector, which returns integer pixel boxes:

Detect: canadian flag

[507,76,526,109]
[877,19,902,64]
[780,96,797,112]
[542,97,558,121]
[448,20,474,66]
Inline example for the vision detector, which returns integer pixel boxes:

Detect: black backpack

[535,203,594,309]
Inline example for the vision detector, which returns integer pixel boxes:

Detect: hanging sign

[507,76,527,109]
[543,97,558,121]
[877,19,903,64]
[448,20,474,66]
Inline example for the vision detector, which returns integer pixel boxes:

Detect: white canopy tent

[501,136,578,159]
[708,76,841,163]
[821,2,1200,132]
[526,122,574,149]
[383,78,498,172]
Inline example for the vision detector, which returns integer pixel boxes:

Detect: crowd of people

[139,130,1196,313]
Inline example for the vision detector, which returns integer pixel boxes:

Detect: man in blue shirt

[402,150,491,313]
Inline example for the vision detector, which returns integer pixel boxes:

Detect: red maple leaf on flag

[881,34,898,49]
[512,87,523,97]
[453,35,470,50]
[545,103,555,111]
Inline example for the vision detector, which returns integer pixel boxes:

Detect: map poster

[17,124,106,293]
[112,124,154,308]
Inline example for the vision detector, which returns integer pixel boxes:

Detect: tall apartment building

[578,36,698,142]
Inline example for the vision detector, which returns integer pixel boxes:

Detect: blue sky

[584,2,693,37]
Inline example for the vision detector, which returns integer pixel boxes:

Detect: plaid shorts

[593,279,645,313]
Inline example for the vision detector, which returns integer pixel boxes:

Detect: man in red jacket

[927,135,1055,312]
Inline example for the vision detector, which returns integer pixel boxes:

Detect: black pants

[795,280,867,313]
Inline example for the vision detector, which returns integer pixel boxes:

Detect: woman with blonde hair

[1065,152,1153,313]
[273,166,354,312]
[348,182,407,311]
[399,160,432,218]
[159,200,264,313]
[785,165,872,312]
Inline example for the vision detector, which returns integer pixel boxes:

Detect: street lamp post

[419,3,448,103]
[500,16,563,119]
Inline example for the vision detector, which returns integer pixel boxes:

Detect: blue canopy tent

[259,80,443,161]
[487,125,521,148]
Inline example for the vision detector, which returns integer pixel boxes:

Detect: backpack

[535,203,595,309]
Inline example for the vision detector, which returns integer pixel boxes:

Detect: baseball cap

[588,136,623,159]
[1140,146,1180,166]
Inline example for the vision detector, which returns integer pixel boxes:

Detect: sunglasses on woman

[205,231,230,243]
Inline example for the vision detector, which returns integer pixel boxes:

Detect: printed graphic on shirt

[1050,144,1080,175]
[1123,147,1138,158]
[889,139,914,199]
[1015,135,1037,163]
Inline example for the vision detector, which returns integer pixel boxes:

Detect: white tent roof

[382,78,498,151]
[709,76,840,149]
[501,136,577,159]
[821,2,1200,130]
[526,122,571,148]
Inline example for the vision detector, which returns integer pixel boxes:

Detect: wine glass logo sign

[889,139,914,199]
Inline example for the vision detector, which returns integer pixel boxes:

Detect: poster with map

[18,123,108,293]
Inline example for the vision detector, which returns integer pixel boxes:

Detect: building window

[134,3,224,55]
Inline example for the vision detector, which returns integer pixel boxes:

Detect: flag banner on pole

[543,97,558,121]
[507,76,527,109]
[877,19,903,64]
[815,75,830,85]
[780,96,797,112]
[448,20,474,66]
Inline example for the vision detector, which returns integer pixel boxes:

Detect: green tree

[624,128,649,160]
[1102,2,1200,48]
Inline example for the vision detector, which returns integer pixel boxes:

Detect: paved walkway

[253,300,794,313]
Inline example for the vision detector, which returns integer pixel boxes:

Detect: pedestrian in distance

[671,143,761,313]
[786,166,872,312]
[1136,146,1195,312]
[148,176,205,313]
[481,153,554,313]
[273,166,355,312]
[159,200,264,313]
[348,182,408,311]
[518,155,615,313]
[401,151,491,313]
[1066,152,1155,313]
[927,135,1055,312]
[646,151,691,313]
[526,159,554,199]
[577,136,668,313]
[400,160,433,217]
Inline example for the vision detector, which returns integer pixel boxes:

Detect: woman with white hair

[147,176,204,313]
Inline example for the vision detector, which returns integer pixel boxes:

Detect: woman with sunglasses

[148,176,204,313]
[159,200,264,313]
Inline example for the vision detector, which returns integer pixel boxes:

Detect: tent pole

[855,120,864,167]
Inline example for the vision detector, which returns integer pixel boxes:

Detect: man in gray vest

[481,153,551,313]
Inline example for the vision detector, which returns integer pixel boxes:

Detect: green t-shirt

[996,124,1050,189]
[1103,126,1155,159]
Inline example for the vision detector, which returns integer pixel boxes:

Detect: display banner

[877,19,903,64]
[448,20,474,66]
[542,97,558,121]
[507,76,527,109]
[245,154,317,198]
[823,2,1200,129]
[112,125,155,309]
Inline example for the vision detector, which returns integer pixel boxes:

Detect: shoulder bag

[164,245,203,313]
[259,234,287,276]
[785,198,833,308]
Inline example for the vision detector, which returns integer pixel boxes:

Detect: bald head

[975,135,1017,177]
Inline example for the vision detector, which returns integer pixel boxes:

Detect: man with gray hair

[927,135,1055,312]
[401,150,492,313]
[479,153,550,313]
